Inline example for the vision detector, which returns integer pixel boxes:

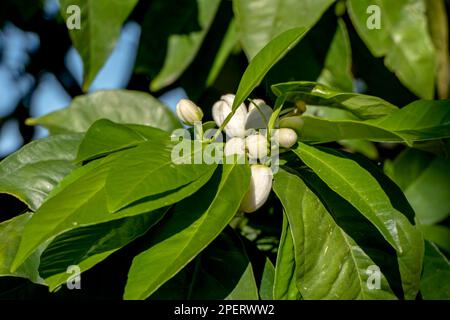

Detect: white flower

[224,137,246,156]
[276,128,298,149]
[246,134,268,160]
[240,165,273,213]
[176,99,203,125]
[248,99,267,112]
[246,99,273,130]
[212,94,247,137]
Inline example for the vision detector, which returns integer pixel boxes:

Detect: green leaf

[259,258,275,300]
[26,90,180,134]
[426,0,449,99]
[232,27,309,110]
[105,140,215,212]
[0,214,43,284]
[11,153,216,271]
[420,225,450,254]
[272,81,398,119]
[232,0,334,59]
[151,228,259,300]
[339,139,379,160]
[293,144,424,299]
[384,148,432,190]
[135,0,221,92]
[76,119,170,163]
[347,0,436,99]
[318,19,353,92]
[0,134,82,211]
[60,0,139,90]
[273,168,397,299]
[39,208,167,291]
[385,148,450,225]
[124,163,251,300]
[369,100,450,143]
[273,214,301,300]
[293,115,406,144]
[420,241,450,300]
[206,18,238,87]
[273,84,450,144]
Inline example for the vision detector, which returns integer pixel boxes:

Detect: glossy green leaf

[385,148,450,225]
[339,139,379,160]
[60,0,139,90]
[259,258,275,300]
[11,153,216,271]
[294,115,406,144]
[293,144,424,299]
[347,0,436,99]
[0,134,82,211]
[369,100,450,143]
[304,105,379,159]
[420,225,450,254]
[26,90,180,134]
[273,214,301,300]
[135,0,221,91]
[318,19,353,92]
[124,163,251,300]
[76,119,170,163]
[274,84,450,144]
[272,82,398,120]
[420,241,450,300]
[233,0,334,59]
[11,155,118,271]
[384,149,432,190]
[206,18,238,87]
[426,0,449,99]
[0,213,43,284]
[232,27,309,110]
[39,208,167,291]
[273,168,397,299]
[151,228,259,300]
[105,140,215,212]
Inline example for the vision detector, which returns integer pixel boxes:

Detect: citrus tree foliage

[1,0,449,300]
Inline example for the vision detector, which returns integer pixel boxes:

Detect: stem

[210,111,234,142]
[279,107,295,117]
[268,95,286,137]
[194,121,204,142]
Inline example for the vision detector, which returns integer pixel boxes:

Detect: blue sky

[0,1,186,157]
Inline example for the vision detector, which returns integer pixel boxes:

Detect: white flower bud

[246,134,268,160]
[176,99,203,125]
[246,100,273,130]
[276,128,298,149]
[279,116,304,132]
[224,137,246,156]
[212,94,247,137]
[240,165,273,213]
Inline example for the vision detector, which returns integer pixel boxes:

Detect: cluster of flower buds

[175,94,305,213]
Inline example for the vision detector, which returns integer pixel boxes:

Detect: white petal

[240,165,273,213]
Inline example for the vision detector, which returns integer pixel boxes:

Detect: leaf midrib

[135,165,239,299]
[294,146,400,251]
